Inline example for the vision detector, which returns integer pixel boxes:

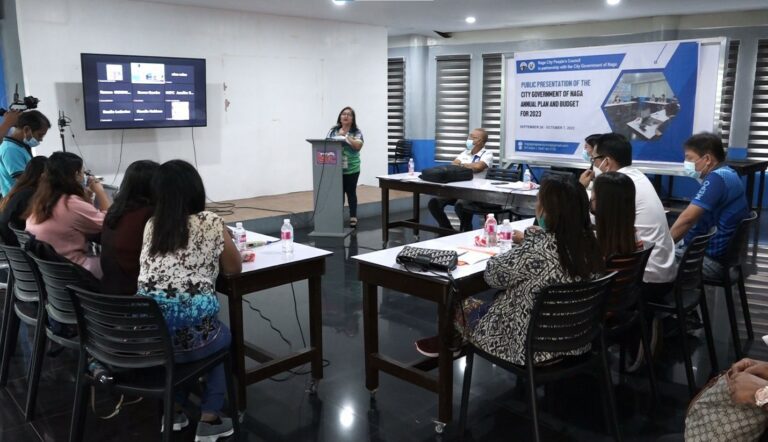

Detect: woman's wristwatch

[755,386,768,407]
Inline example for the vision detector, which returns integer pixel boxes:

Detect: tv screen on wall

[81,53,206,130]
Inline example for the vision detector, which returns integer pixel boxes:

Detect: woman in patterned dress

[137,160,241,441]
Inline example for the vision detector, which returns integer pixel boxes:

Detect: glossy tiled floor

[0,209,764,441]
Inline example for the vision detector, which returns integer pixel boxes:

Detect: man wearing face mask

[670,132,749,279]
[427,128,494,232]
[582,133,677,296]
[0,110,50,196]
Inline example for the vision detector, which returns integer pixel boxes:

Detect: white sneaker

[195,417,234,442]
[161,411,189,432]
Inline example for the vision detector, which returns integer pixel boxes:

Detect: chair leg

[0,307,20,387]
[458,350,475,441]
[618,343,626,374]
[0,276,13,381]
[526,366,541,442]
[23,323,47,421]
[68,360,89,442]
[699,292,719,374]
[162,386,174,442]
[676,303,697,397]
[224,354,240,441]
[737,267,755,341]
[600,344,623,442]
[722,276,743,359]
[638,318,660,406]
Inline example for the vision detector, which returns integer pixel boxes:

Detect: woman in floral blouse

[137,160,241,440]
[463,175,604,365]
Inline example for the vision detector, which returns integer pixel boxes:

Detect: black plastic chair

[460,167,523,224]
[9,225,30,248]
[604,245,659,404]
[702,211,758,359]
[458,272,620,442]
[388,139,413,173]
[646,228,718,397]
[0,242,46,420]
[66,285,240,442]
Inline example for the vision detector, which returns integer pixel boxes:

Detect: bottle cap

[283,219,290,223]
[503,219,510,225]
[236,222,243,228]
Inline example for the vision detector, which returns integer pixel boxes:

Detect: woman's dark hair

[593,172,637,258]
[538,174,604,279]
[684,132,725,162]
[0,156,47,212]
[149,160,207,255]
[334,106,358,132]
[26,151,85,223]
[585,133,602,148]
[104,160,159,229]
[15,110,51,131]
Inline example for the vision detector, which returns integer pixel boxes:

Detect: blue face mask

[24,137,40,148]
[683,160,700,180]
[465,139,473,150]
[536,215,546,231]
[582,150,591,162]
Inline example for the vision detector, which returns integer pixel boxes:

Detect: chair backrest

[27,252,90,325]
[9,225,30,248]
[485,167,520,182]
[605,245,654,314]
[675,227,717,293]
[526,272,616,357]
[67,285,173,370]
[722,211,758,268]
[0,243,44,304]
[394,139,412,159]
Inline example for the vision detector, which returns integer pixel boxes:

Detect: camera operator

[0,110,50,196]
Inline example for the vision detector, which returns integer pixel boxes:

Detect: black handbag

[419,165,473,183]
[396,246,458,272]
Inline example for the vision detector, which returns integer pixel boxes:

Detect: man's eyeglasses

[591,155,605,164]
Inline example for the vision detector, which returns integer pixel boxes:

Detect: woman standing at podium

[328,106,364,228]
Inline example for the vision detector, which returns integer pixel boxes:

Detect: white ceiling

[145,0,768,36]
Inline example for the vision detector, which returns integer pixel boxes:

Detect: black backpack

[419,164,474,183]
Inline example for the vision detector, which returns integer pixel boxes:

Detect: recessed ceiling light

[606,0,620,5]
[465,16,476,24]
[332,0,349,5]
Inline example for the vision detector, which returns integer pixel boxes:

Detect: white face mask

[593,158,606,177]
[465,139,473,150]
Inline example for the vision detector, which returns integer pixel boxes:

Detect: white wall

[14,0,388,201]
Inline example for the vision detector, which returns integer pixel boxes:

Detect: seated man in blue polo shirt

[0,110,50,196]
[670,132,750,279]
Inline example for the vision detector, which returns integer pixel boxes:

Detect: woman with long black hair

[328,106,364,227]
[136,160,240,440]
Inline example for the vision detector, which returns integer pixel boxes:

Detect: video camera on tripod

[0,84,40,116]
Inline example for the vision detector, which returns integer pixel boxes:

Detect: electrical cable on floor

[110,130,125,186]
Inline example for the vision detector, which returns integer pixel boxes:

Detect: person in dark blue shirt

[670,132,750,279]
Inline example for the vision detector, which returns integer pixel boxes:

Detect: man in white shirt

[427,128,494,232]
[581,133,677,295]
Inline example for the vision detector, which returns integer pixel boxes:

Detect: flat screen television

[81,53,206,130]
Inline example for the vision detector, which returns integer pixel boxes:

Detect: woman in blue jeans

[137,160,242,441]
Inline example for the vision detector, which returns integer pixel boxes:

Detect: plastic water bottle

[281,219,294,254]
[408,158,415,175]
[523,169,532,185]
[234,222,247,251]
[484,214,497,248]
[498,219,513,253]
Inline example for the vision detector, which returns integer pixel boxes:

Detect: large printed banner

[507,40,701,163]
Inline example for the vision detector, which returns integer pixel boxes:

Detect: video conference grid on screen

[81,54,206,130]
[97,62,195,123]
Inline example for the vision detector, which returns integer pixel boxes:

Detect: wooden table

[726,159,768,217]
[378,173,538,244]
[353,219,534,433]
[216,231,332,410]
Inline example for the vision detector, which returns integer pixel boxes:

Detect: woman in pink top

[25,152,111,279]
